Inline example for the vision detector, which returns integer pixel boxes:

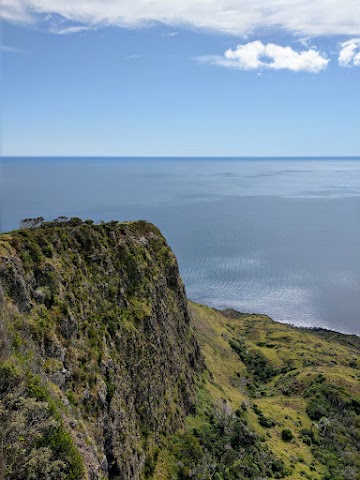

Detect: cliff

[0,219,359,480]
[0,219,202,479]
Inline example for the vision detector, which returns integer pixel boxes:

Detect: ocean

[1,157,359,335]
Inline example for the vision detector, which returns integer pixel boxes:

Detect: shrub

[170,402,287,479]
[229,338,278,383]
[253,404,276,428]
[0,359,22,393]
[306,398,331,421]
[281,429,293,442]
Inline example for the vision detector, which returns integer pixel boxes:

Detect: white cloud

[0,0,32,23]
[52,25,97,35]
[338,38,360,67]
[124,54,142,61]
[0,44,23,53]
[162,32,178,37]
[1,0,360,37]
[199,41,329,73]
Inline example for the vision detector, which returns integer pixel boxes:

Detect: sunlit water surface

[1,158,360,335]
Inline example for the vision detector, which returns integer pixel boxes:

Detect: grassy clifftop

[0,219,359,480]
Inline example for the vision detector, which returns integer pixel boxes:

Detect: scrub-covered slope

[0,219,359,480]
[0,219,202,479]
[186,303,360,480]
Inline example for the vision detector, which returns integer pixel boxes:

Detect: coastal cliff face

[0,219,359,480]
[0,220,202,480]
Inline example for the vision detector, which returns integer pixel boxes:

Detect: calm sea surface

[1,157,360,335]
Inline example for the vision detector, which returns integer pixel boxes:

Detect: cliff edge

[0,219,359,480]
[0,219,202,479]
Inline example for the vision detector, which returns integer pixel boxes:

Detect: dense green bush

[171,402,287,479]
[0,358,22,393]
[229,338,278,383]
[0,387,84,480]
[304,378,360,479]
[281,429,293,442]
[253,404,276,428]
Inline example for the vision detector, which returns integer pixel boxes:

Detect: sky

[1,1,360,157]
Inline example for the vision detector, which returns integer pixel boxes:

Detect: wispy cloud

[0,44,23,53]
[338,38,360,67]
[162,31,178,37]
[52,25,97,35]
[198,41,329,73]
[0,0,32,24]
[124,54,142,60]
[1,0,359,37]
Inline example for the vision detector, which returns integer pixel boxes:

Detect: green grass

[185,302,360,480]
[1,220,359,480]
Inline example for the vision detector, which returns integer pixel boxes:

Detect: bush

[253,404,276,428]
[0,393,84,480]
[306,398,331,421]
[300,428,316,445]
[170,403,287,479]
[230,338,278,383]
[281,429,293,442]
[0,359,22,393]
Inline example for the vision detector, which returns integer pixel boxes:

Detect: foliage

[170,400,288,479]
[253,404,276,428]
[1,220,360,480]
[229,338,278,383]
[190,302,360,480]
[0,219,200,480]
[229,337,294,385]
[0,375,84,480]
[303,377,360,479]
[281,429,293,442]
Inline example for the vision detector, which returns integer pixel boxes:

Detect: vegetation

[0,219,359,479]
[169,392,288,479]
[188,302,360,480]
[0,219,200,479]
[281,429,294,442]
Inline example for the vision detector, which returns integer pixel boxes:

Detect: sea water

[1,157,359,335]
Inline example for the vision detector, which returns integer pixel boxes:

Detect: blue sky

[1,1,360,156]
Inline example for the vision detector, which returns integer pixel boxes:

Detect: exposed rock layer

[0,220,202,480]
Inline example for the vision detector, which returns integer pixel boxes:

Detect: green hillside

[0,219,359,480]
[154,303,359,480]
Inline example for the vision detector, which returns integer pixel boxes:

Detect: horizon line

[2,155,360,159]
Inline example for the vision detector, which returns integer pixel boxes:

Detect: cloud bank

[1,0,360,37]
[338,38,360,67]
[199,41,329,72]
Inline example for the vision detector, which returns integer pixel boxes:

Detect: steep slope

[0,219,359,480]
[0,219,202,480]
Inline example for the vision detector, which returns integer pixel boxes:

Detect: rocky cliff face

[0,219,202,480]
[2,219,359,480]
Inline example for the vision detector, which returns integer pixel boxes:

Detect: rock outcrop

[1,219,359,480]
[0,220,202,480]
